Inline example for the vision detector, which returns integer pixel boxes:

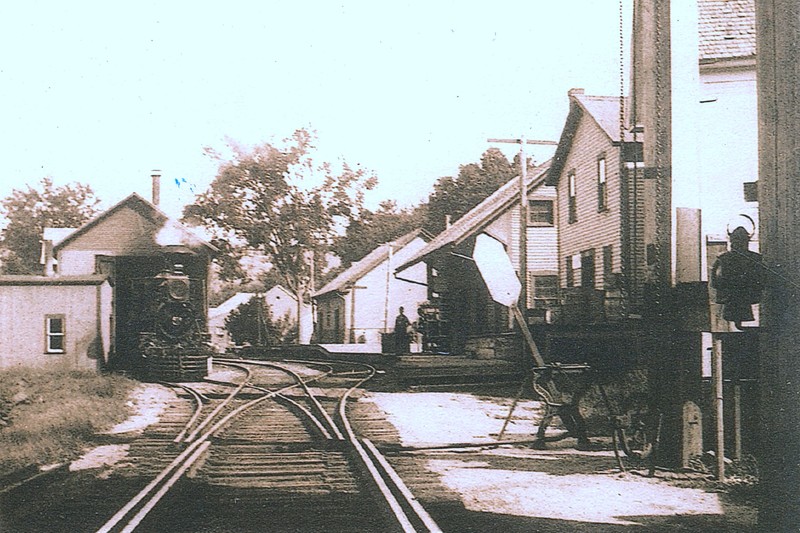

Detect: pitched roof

[53,193,217,253]
[573,94,631,143]
[209,292,258,320]
[42,227,77,245]
[395,160,552,273]
[546,93,632,186]
[699,0,756,62]
[314,229,424,297]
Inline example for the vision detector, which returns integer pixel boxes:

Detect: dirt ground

[69,383,757,531]
[69,383,175,473]
[363,391,758,531]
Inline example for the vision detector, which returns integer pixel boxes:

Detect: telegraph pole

[488,138,557,311]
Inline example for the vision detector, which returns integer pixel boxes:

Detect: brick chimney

[151,170,161,206]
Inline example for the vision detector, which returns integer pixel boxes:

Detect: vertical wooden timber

[633,0,696,469]
[633,0,672,298]
[756,0,800,529]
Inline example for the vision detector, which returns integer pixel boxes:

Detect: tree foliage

[332,200,420,267]
[183,129,376,301]
[224,295,296,346]
[0,178,100,274]
[423,148,531,234]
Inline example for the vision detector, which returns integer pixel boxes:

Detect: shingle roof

[314,229,424,297]
[395,160,552,273]
[698,0,756,61]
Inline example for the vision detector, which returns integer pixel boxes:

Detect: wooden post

[756,1,800,528]
[519,140,528,310]
[712,335,725,481]
[733,380,742,461]
[487,137,558,311]
[511,304,545,368]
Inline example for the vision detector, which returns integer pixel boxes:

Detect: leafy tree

[225,295,296,346]
[0,178,100,274]
[424,148,532,234]
[332,200,420,268]
[183,129,376,341]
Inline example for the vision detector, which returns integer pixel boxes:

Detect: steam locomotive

[114,247,211,381]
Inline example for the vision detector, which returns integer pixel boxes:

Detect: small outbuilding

[0,189,216,377]
[313,229,428,352]
[395,161,557,358]
[0,275,111,369]
[208,286,313,352]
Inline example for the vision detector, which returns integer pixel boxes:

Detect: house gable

[397,160,553,274]
[554,99,625,291]
[52,193,215,276]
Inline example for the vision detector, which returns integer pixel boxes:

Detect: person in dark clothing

[393,306,410,354]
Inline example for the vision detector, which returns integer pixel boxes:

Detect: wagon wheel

[616,409,662,463]
[618,417,652,459]
[598,382,661,470]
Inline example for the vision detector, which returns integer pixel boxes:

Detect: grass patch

[0,367,137,476]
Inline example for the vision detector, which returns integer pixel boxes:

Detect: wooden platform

[377,354,525,390]
[224,345,526,390]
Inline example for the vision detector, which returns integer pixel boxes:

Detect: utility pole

[488,137,557,311]
[756,1,800,529]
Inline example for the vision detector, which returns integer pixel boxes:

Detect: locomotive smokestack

[151,169,161,206]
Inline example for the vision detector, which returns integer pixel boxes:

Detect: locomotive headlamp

[155,266,191,302]
[166,277,190,301]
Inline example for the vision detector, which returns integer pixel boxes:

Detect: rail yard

[0,353,757,532]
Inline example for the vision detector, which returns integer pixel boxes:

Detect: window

[597,157,608,211]
[581,249,596,289]
[568,171,577,223]
[530,275,559,308]
[603,245,614,288]
[565,256,574,288]
[45,315,65,354]
[528,200,554,226]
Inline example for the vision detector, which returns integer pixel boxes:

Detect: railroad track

[96,357,441,533]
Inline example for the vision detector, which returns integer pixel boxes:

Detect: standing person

[393,306,410,354]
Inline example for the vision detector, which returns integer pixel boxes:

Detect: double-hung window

[528,200,554,226]
[45,315,65,354]
[597,157,608,211]
[568,172,577,223]
[530,275,559,309]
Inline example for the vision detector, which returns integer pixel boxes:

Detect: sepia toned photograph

[0,1,797,531]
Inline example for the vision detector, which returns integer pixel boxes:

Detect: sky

[0,1,635,220]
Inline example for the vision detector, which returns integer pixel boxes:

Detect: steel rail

[332,362,417,532]
[157,382,209,444]
[211,378,334,441]
[100,358,438,533]
[362,438,443,533]
[331,360,443,533]
[97,362,323,533]
[216,357,344,440]
[181,361,252,443]
[118,441,211,533]
[236,357,439,532]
